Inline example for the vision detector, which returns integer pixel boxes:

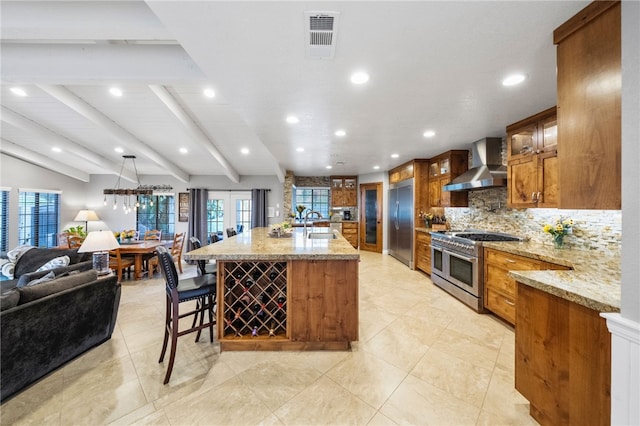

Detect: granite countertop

[184,227,360,261]
[482,240,621,313]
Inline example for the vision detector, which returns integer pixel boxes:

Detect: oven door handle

[445,250,478,264]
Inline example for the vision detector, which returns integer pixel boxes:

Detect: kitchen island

[483,240,620,425]
[184,227,359,351]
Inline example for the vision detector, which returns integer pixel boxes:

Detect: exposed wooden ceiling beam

[148,84,240,183]
[1,106,138,183]
[38,84,190,183]
[1,139,90,182]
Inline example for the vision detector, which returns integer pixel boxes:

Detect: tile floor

[0,251,538,425]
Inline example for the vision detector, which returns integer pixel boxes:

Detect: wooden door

[359,182,382,253]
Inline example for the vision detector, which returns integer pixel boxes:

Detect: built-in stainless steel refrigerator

[388,179,413,268]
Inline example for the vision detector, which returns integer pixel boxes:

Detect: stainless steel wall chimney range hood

[442,137,506,192]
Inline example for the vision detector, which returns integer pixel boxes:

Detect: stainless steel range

[430,230,523,312]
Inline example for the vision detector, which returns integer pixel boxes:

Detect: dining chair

[57,233,69,248]
[67,235,84,248]
[226,228,237,238]
[144,229,162,240]
[156,246,216,384]
[149,232,185,276]
[189,237,217,276]
[109,248,134,282]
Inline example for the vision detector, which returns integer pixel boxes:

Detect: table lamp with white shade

[78,230,120,275]
[73,209,100,232]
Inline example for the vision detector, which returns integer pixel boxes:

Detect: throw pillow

[17,269,98,305]
[16,270,55,288]
[0,290,20,311]
[35,255,70,273]
[1,261,15,279]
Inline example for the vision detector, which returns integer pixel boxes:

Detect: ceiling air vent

[304,11,340,59]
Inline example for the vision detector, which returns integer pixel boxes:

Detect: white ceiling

[0,1,589,183]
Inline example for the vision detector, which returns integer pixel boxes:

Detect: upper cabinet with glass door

[330,176,357,207]
[508,106,557,161]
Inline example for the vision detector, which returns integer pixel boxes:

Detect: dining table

[117,240,173,280]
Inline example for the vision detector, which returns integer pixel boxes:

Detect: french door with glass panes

[207,191,251,242]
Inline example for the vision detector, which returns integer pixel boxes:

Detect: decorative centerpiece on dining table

[543,217,573,249]
[114,229,136,244]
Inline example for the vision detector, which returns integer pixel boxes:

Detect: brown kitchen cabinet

[427,150,468,208]
[415,230,431,274]
[507,107,559,208]
[331,176,357,207]
[483,248,569,325]
[341,222,358,248]
[555,1,621,210]
[507,106,557,161]
[516,283,611,425]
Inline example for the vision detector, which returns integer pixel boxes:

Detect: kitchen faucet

[304,210,322,234]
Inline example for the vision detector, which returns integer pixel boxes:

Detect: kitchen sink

[307,232,337,240]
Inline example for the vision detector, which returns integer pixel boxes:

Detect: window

[1,190,8,252]
[293,187,330,219]
[136,194,175,239]
[18,190,60,247]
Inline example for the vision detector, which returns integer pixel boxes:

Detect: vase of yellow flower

[295,205,307,222]
[543,218,573,249]
[419,210,434,228]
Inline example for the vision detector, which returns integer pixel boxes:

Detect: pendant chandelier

[103,155,172,214]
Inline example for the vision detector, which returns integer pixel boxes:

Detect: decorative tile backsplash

[444,187,622,252]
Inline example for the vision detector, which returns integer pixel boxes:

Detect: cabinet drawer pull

[504,298,516,306]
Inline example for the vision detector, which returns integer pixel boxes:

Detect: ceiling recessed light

[296,147,305,152]
[203,88,215,98]
[51,147,62,153]
[350,71,370,85]
[326,165,333,169]
[286,115,299,124]
[373,165,380,170]
[10,87,27,97]
[334,130,346,137]
[179,147,188,154]
[391,153,399,159]
[502,74,527,86]
[114,147,124,153]
[241,148,250,155]
[423,130,436,138]
[109,87,123,97]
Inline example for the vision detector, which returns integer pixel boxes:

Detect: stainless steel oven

[430,231,522,312]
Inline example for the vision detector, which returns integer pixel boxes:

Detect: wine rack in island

[221,261,288,340]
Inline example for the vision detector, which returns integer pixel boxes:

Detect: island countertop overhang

[184,227,360,261]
